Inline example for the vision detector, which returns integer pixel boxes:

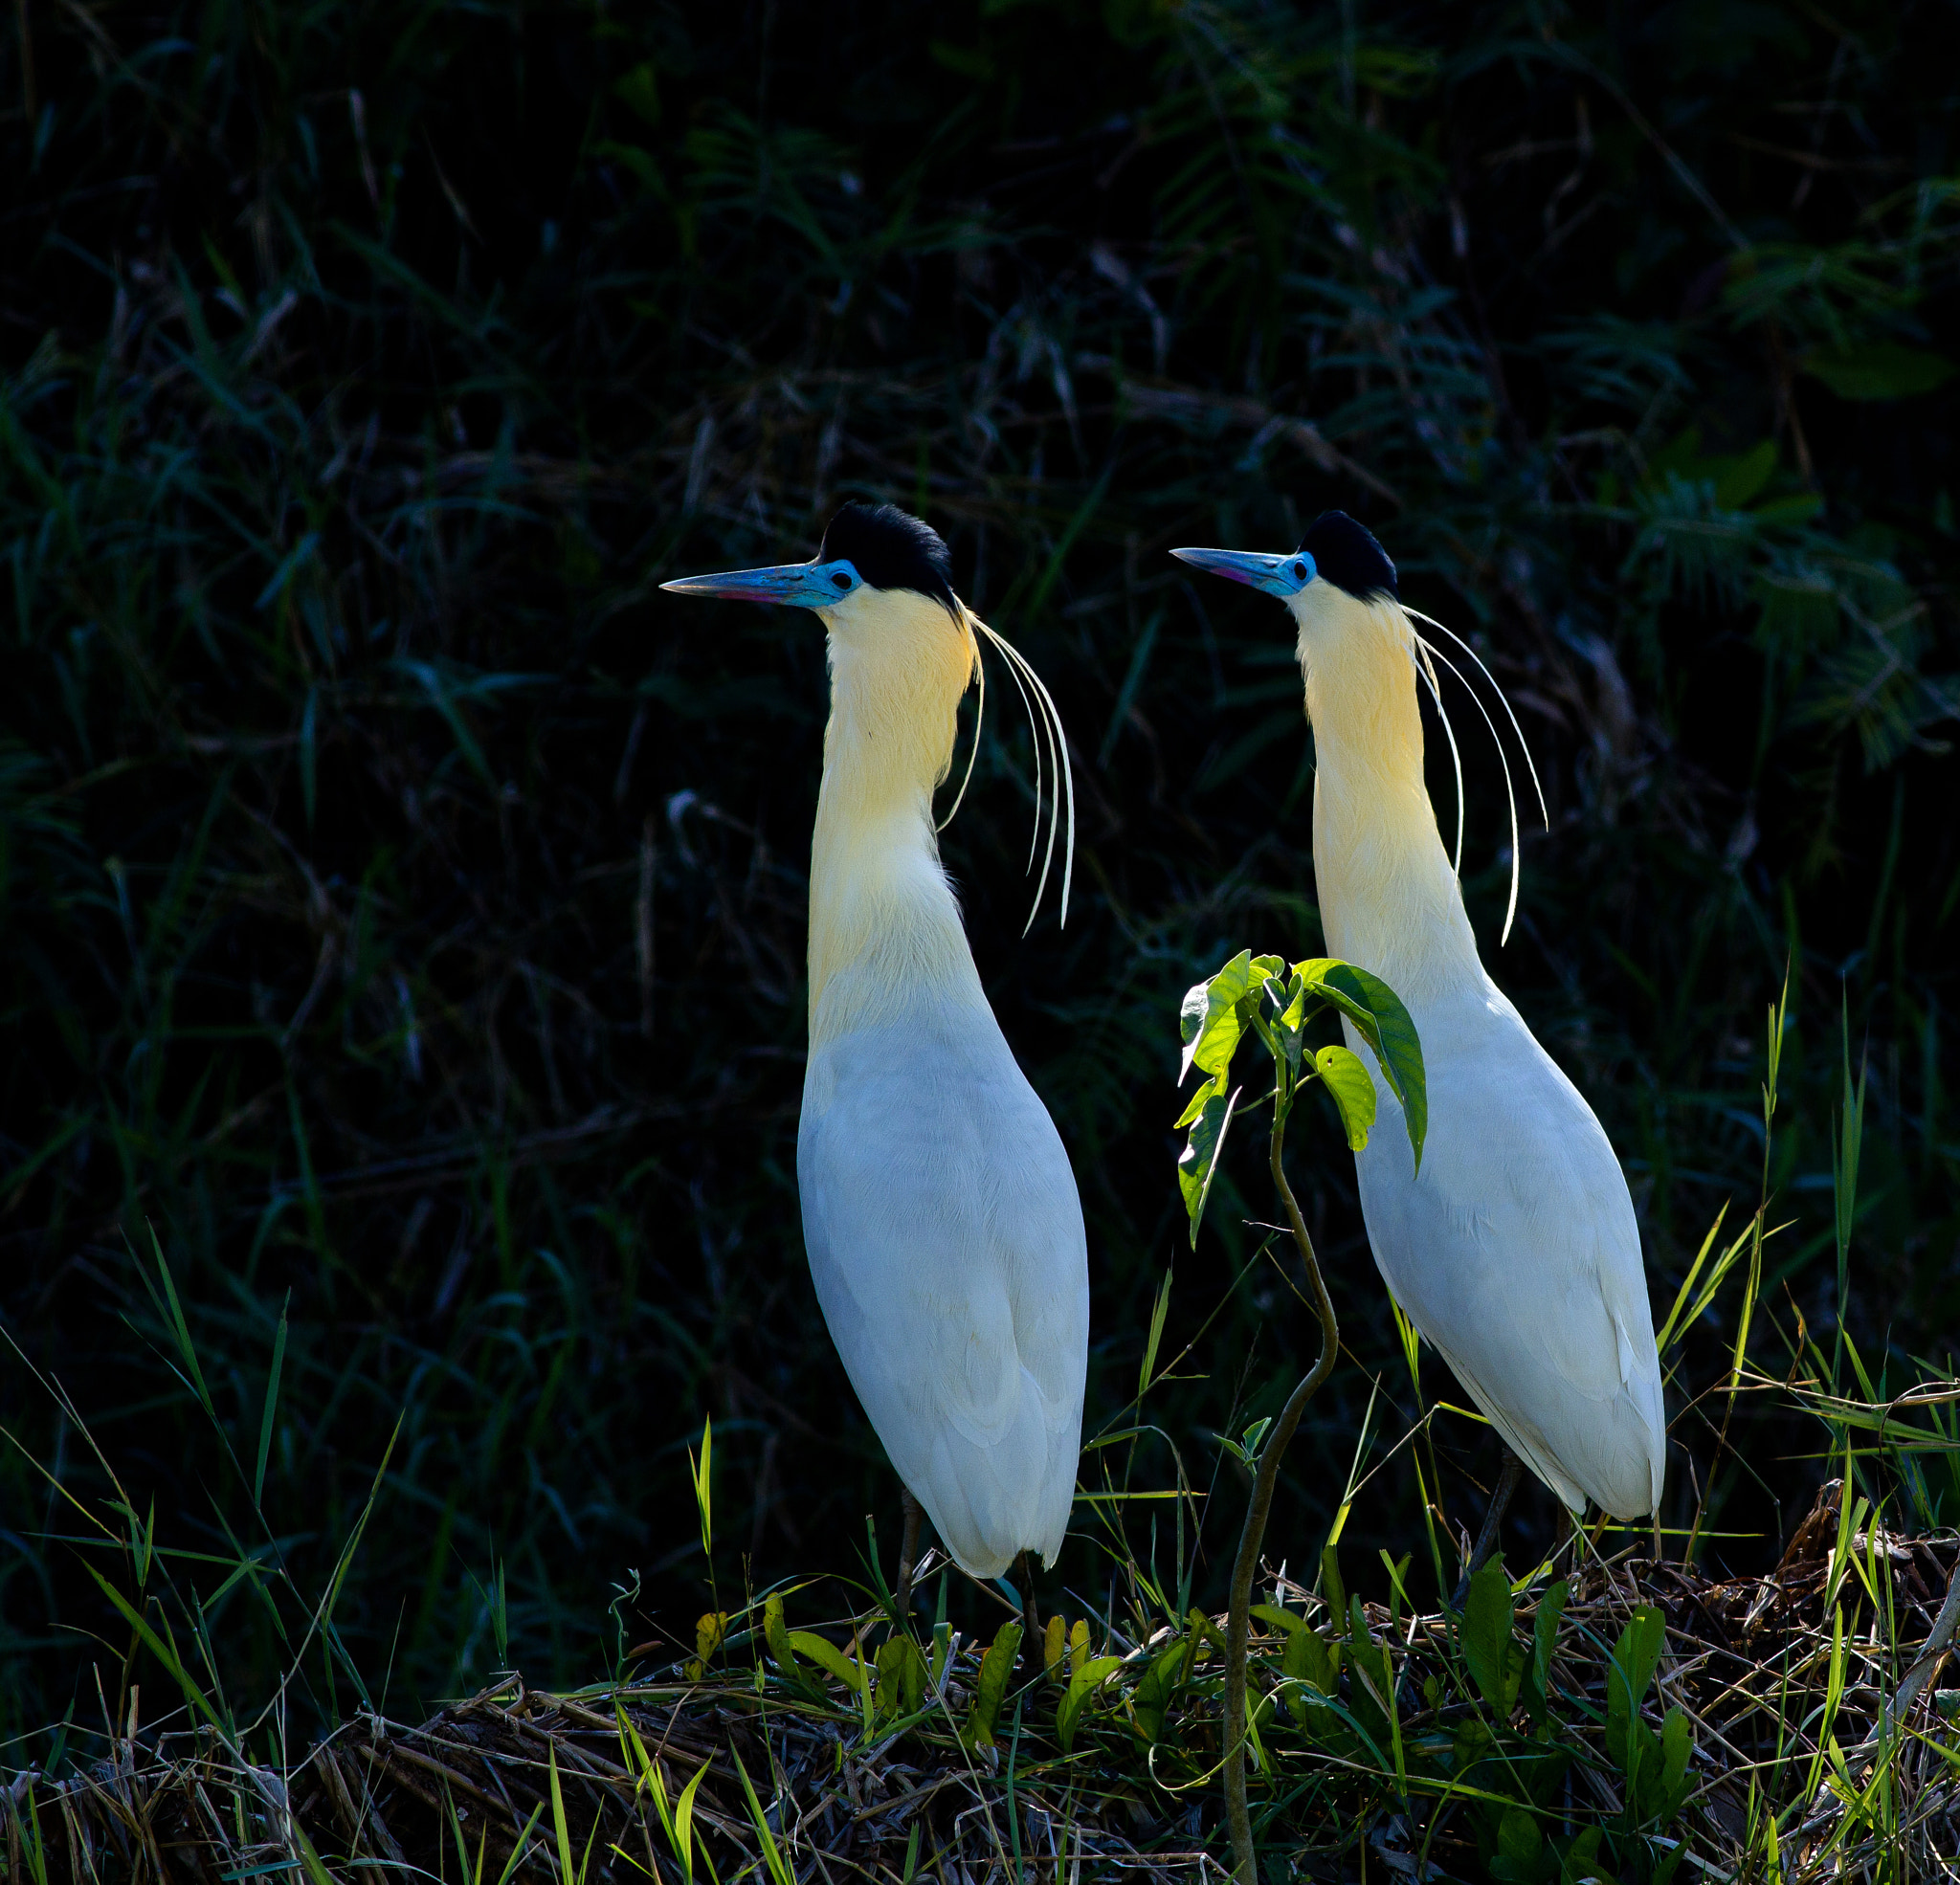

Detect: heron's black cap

[1300,512,1397,602]
[820,502,959,615]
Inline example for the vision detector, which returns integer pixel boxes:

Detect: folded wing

[1348,986,1665,1519]
[798,1004,1089,1578]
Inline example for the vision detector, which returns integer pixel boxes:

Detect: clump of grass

[7,1499,1956,1882]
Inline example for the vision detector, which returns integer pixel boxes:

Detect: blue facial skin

[1169,546,1318,597]
[660,558,864,610]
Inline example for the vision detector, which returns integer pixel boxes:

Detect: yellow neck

[807,590,985,1041]
[1292,589,1483,1000]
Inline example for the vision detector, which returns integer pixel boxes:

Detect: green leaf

[255,531,320,611]
[789,1629,866,1697]
[1522,1579,1569,1728]
[1804,342,1955,400]
[395,659,498,792]
[672,1758,710,1885]
[928,38,995,79]
[254,1293,289,1510]
[1344,1597,1395,1753]
[1313,1044,1376,1150]
[1128,1633,1190,1745]
[291,1824,339,1885]
[730,1745,794,1885]
[1173,1069,1223,1131]
[1452,1716,1494,1781]
[616,1711,671,1839]
[1657,1705,1693,1825]
[1490,1806,1553,1884]
[1175,1079,1239,1249]
[139,1227,216,1422]
[764,1595,795,1672]
[1138,1268,1172,1398]
[598,138,669,198]
[548,1743,574,1885]
[1713,439,1777,510]
[1294,960,1427,1169]
[1558,1824,1617,1885]
[962,1619,1022,1749]
[613,61,662,128]
[764,1595,825,1700]
[1749,493,1823,526]
[1229,1416,1272,1466]
[1056,1653,1124,1752]
[1254,1607,1339,1729]
[1604,1606,1667,1776]
[876,1633,927,1722]
[1272,985,1306,1084]
[1321,1545,1347,1626]
[1178,949,1269,1082]
[82,1563,226,1734]
[691,1417,713,1559]
[1461,1559,1520,1718]
[1289,1627,1338,1696]
[496,1805,549,1885]
[1178,978,1214,1063]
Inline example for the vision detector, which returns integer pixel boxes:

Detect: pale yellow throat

[807,589,986,1044]
[1290,587,1483,1001]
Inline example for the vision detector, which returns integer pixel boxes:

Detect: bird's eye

[832,572,853,590]
[1293,563,1307,581]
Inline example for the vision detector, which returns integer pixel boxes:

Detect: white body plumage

[1291,580,1665,1519]
[663,512,1088,1580]
[795,583,1086,1578]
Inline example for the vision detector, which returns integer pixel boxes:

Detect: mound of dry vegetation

[10,1479,1957,1884]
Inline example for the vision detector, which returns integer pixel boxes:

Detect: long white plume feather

[935,639,985,834]
[955,609,1076,933]
[1415,632,1525,942]
[1404,607,1548,949]
[1412,637,1465,876]
[988,630,1047,873]
[1403,606,1549,826]
[982,622,1076,932]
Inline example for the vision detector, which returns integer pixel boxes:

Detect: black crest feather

[1300,511,1397,601]
[819,502,959,614]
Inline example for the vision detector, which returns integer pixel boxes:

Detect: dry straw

[7,1489,1956,1884]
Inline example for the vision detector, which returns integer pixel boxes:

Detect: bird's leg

[1017,1551,1042,1669]
[895,1489,923,1617]
[1451,1449,1525,1607]
[1551,1499,1578,1574]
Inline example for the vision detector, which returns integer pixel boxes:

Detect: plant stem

[1224,1103,1339,1885]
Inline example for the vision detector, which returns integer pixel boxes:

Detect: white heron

[1172,514,1665,1552]
[662,503,1088,1593]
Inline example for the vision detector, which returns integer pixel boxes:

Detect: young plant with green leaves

[1173,948,1426,1885]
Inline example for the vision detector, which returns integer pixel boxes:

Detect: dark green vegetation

[3,0,1958,1828]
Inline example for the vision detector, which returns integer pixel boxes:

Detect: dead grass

[9,1481,1956,1884]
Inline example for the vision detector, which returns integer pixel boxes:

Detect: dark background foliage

[3,0,1957,1762]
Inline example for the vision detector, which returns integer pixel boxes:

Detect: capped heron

[662,503,1088,1601]
[1172,513,1665,1558]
